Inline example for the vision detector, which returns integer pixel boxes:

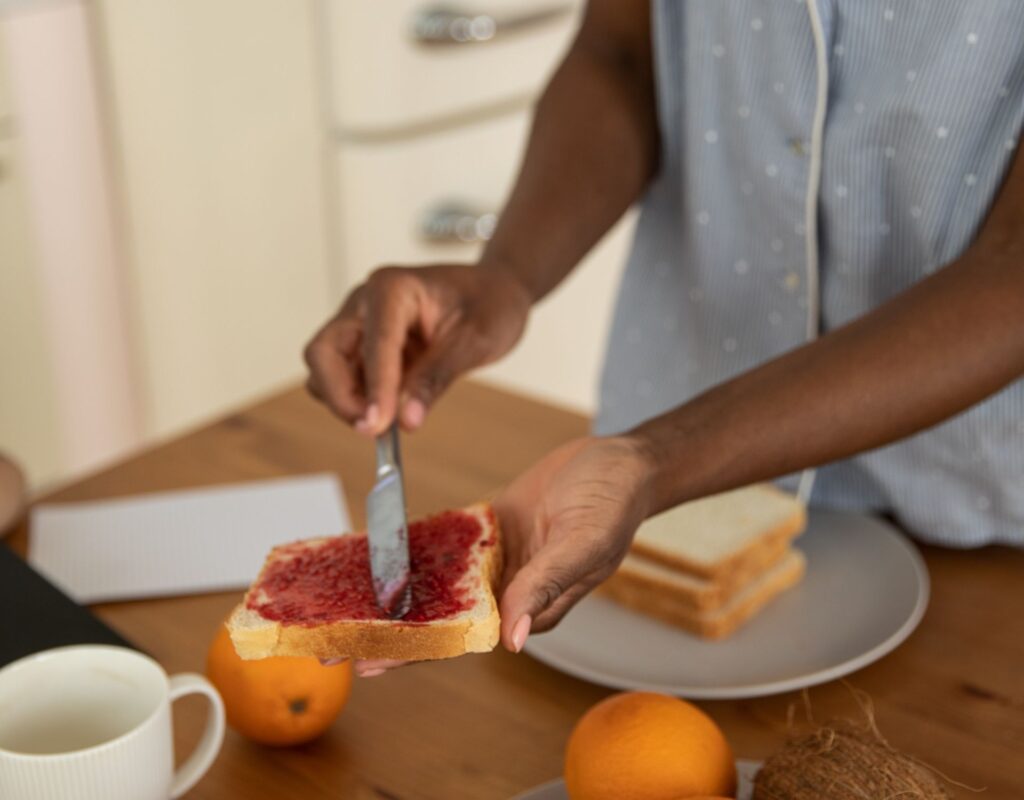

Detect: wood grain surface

[7,381,1022,799]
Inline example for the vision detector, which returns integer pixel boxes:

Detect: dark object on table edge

[0,542,137,668]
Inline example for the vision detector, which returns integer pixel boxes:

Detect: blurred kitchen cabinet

[0,135,64,489]
[95,0,333,437]
[334,112,530,285]
[327,0,581,134]
[326,0,633,413]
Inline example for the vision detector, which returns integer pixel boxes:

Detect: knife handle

[375,423,402,476]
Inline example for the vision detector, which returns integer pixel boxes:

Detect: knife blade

[367,423,412,618]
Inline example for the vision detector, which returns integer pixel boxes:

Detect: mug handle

[167,673,226,799]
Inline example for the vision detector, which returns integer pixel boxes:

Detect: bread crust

[601,550,806,640]
[631,497,806,581]
[617,533,794,613]
[228,503,503,661]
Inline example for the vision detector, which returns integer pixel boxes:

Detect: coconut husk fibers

[753,718,950,799]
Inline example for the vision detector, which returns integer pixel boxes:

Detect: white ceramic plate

[524,510,928,699]
[511,759,761,799]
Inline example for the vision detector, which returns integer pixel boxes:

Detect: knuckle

[464,330,495,363]
[340,285,367,318]
[533,575,568,612]
[415,366,452,402]
[366,266,392,285]
[362,332,399,366]
[596,561,618,582]
[367,265,408,292]
[463,320,508,364]
[529,615,557,635]
[302,337,327,368]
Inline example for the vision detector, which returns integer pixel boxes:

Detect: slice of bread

[631,484,806,581]
[602,548,806,640]
[613,537,791,614]
[228,503,502,661]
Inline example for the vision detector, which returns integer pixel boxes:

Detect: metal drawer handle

[420,202,497,244]
[412,4,572,46]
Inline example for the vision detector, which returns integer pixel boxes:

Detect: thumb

[399,329,490,430]
[499,538,592,653]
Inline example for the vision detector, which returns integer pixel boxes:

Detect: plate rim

[510,759,763,800]
[524,514,931,700]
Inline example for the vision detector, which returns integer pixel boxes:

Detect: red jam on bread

[247,509,495,625]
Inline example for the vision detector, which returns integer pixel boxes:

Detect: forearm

[481,1,659,302]
[629,220,1024,515]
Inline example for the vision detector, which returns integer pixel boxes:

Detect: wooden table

[8,382,1023,799]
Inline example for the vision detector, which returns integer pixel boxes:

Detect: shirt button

[788,137,809,157]
[784,271,801,292]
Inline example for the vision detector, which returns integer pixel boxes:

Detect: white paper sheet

[28,474,351,603]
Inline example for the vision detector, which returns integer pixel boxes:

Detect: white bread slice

[614,539,791,614]
[228,503,502,661]
[601,548,806,640]
[631,484,806,581]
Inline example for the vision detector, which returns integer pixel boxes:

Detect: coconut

[753,718,950,799]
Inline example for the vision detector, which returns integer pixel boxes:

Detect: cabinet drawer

[333,110,635,412]
[335,109,528,284]
[327,0,579,134]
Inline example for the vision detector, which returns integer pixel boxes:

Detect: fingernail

[512,614,532,653]
[320,658,347,667]
[356,403,379,434]
[402,398,425,430]
[358,668,387,678]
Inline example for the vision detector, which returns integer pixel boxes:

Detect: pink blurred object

[0,454,26,537]
[1,0,142,476]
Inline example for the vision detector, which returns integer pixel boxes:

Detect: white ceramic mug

[0,645,225,800]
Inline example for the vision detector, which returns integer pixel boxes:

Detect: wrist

[621,402,734,516]
[596,433,661,522]
[477,256,539,306]
[477,259,536,323]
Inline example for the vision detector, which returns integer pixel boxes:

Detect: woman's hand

[304,263,532,435]
[495,435,654,652]
[349,435,655,676]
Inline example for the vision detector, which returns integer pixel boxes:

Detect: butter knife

[367,423,412,618]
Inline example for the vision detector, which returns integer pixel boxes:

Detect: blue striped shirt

[595,0,1024,547]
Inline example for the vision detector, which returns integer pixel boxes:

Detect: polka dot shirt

[595,1,1024,546]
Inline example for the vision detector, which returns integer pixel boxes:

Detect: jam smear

[248,510,491,625]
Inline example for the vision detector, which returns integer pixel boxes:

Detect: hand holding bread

[231,435,656,671]
[494,435,654,649]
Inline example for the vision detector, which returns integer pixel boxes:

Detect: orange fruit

[564,692,736,800]
[206,624,352,746]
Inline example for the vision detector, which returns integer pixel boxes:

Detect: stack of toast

[602,484,807,639]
